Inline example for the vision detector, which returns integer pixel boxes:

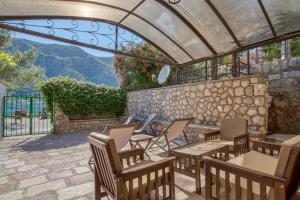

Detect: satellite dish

[158,65,171,85]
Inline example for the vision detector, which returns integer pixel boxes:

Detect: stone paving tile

[65,173,93,187]
[48,169,73,180]
[18,164,39,172]
[18,175,48,188]
[26,192,57,200]
[74,167,90,174]
[0,176,8,185]
[0,190,24,200]
[26,179,66,197]
[57,182,93,200]
[5,161,25,169]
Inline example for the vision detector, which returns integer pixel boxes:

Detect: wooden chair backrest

[275,135,300,198]
[165,118,193,141]
[88,133,123,198]
[134,113,157,132]
[220,118,248,141]
[105,123,139,151]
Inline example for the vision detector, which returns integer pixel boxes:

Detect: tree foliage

[37,77,126,119]
[114,43,171,91]
[0,29,44,89]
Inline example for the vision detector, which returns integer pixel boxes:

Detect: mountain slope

[9,39,118,86]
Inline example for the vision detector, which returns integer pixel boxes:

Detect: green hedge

[37,77,126,119]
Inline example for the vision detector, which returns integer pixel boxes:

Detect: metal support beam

[205,0,241,47]
[155,0,217,55]
[257,0,277,37]
[118,0,145,24]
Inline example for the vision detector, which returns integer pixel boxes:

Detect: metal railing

[174,37,300,85]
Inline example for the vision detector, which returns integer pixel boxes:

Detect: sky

[13,32,114,58]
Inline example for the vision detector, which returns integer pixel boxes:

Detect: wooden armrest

[233,134,249,156]
[203,156,287,184]
[119,148,145,160]
[253,140,281,156]
[119,157,176,179]
[204,130,221,141]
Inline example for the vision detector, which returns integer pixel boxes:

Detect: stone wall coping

[128,74,267,94]
[151,118,219,130]
[68,117,122,122]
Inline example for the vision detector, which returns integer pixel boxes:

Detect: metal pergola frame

[0,0,300,67]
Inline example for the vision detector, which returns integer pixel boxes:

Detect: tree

[0,29,44,89]
[114,43,170,91]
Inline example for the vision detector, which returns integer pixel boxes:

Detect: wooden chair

[204,135,300,200]
[149,118,193,154]
[204,118,249,156]
[89,133,176,200]
[88,123,139,172]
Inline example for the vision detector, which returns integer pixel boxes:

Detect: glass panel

[262,0,300,35]
[122,15,192,63]
[134,0,212,59]
[212,0,273,45]
[168,0,237,53]
[0,0,127,22]
[88,0,142,11]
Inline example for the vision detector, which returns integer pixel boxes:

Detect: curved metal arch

[54,0,194,60]
[0,16,178,65]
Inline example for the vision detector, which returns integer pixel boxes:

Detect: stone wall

[251,57,300,134]
[55,108,123,133]
[0,84,5,138]
[128,74,269,135]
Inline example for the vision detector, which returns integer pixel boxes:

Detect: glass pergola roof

[0,0,300,66]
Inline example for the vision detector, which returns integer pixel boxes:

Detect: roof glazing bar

[204,0,241,47]
[154,0,217,55]
[257,0,277,37]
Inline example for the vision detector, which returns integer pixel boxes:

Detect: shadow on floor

[16,132,92,151]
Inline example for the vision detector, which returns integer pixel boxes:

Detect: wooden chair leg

[94,169,101,200]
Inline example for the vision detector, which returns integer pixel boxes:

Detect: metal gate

[2,95,54,137]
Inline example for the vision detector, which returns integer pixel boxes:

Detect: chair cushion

[212,151,278,198]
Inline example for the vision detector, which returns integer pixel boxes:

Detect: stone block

[234,87,244,96]
[254,84,267,96]
[268,74,281,80]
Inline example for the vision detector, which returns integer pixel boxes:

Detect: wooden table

[170,142,229,194]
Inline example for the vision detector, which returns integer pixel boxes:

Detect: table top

[264,134,297,142]
[171,141,228,157]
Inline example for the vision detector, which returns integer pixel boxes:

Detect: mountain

[9,38,119,86]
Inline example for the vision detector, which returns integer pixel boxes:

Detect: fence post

[29,96,33,135]
[1,96,5,137]
[175,66,179,85]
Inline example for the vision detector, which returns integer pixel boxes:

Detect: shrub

[37,77,126,119]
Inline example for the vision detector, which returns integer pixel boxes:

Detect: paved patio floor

[0,133,205,200]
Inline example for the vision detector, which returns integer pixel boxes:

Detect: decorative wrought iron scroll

[0,18,173,64]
